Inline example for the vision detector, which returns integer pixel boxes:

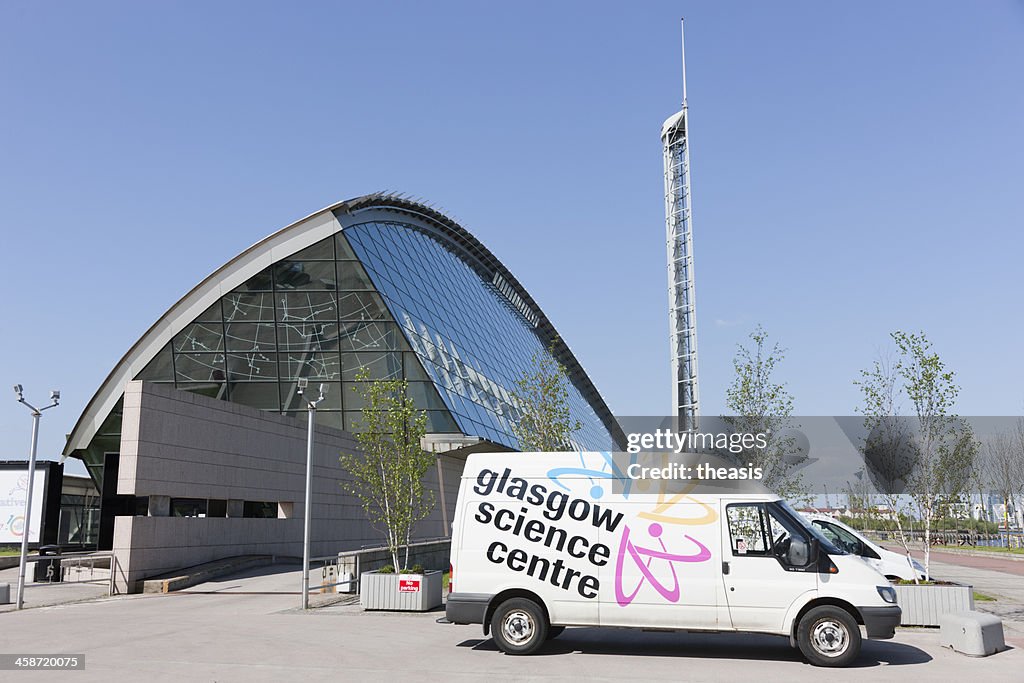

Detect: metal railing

[307,553,359,594]
[17,550,118,596]
[302,537,453,604]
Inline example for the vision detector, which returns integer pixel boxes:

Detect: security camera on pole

[12,385,60,610]
[296,378,327,610]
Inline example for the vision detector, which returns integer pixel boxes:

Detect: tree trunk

[893,512,919,585]
[923,505,932,581]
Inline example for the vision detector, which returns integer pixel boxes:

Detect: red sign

[399,578,421,593]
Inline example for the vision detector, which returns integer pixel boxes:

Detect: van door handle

[722,561,730,575]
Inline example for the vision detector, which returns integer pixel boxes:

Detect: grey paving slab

[1,563,1021,682]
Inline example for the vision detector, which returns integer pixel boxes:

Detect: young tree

[894,331,966,578]
[855,350,920,580]
[856,330,968,579]
[935,420,978,528]
[843,468,875,518]
[969,436,993,524]
[987,430,1021,538]
[339,369,434,571]
[1014,418,1024,531]
[509,343,582,451]
[724,326,807,501]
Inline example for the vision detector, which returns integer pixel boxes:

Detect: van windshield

[773,500,847,556]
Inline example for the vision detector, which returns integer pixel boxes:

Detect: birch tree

[894,331,963,579]
[339,369,434,571]
[1014,419,1024,530]
[724,326,807,501]
[855,350,919,580]
[510,343,582,452]
[856,331,968,580]
[987,430,1022,536]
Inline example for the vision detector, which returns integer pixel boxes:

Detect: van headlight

[877,585,897,604]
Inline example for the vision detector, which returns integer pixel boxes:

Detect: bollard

[0,583,10,604]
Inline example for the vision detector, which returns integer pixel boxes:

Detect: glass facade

[343,220,611,450]
[78,204,616,492]
[133,231,458,435]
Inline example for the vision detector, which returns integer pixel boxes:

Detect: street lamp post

[12,385,60,610]
[297,379,327,610]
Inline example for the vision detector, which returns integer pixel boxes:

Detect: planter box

[359,570,443,611]
[894,582,974,626]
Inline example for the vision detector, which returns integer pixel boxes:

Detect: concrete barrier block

[939,610,1005,657]
[0,582,9,604]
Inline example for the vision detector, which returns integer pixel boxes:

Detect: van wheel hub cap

[502,610,535,644]
[811,619,848,656]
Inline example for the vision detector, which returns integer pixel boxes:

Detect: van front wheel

[797,606,861,667]
[490,598,548,655]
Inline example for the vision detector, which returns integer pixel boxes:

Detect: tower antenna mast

[662,17,699,431]
[681,18,688,108]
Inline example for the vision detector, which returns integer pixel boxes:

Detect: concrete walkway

[2,551,1023,680]
[1,562,1021,681]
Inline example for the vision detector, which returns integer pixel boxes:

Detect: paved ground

[925,556,1024,644]
[875,544,1024,644]
[1,560,1022,682]
[926,548,1024,574]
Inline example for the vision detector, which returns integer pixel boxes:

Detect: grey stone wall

[113,381,464,592]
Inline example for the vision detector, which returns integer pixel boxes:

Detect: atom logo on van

[545,452,719,608]
[614,522,711,606]
[545,451,635,500]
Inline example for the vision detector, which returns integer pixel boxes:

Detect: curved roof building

[66,193,619,489]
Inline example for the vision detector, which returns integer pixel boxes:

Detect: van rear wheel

[490,598,548,655]
[797,605,861,667]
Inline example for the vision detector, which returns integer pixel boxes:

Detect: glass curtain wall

[134,231,458,434]
[343,221,611,450]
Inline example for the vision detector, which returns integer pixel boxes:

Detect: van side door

[720,501,817,633]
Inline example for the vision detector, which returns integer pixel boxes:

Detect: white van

[445,453,901,667]
[803,513,927,582]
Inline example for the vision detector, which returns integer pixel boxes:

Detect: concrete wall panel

[113,381,465,592]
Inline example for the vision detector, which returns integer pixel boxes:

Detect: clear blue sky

[2,1,1022,474]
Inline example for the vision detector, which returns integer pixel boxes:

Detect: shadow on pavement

[460,629,932,666]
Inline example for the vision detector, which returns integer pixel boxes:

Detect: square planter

[359,570,443,611]
[893,582,975,626]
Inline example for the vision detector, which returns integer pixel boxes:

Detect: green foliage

[378,564,428,574]
[854,331,976,580]
[339,369,435,571]
[932,517,1000,534]
[835,515,868,531]
[724,326,807,501]
[510,342,582,452]
[837,514,1000,534]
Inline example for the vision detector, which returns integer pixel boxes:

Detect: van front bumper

[860,605,902,639]
[446,592,492,625]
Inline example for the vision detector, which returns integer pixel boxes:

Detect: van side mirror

[787,537,813,567]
